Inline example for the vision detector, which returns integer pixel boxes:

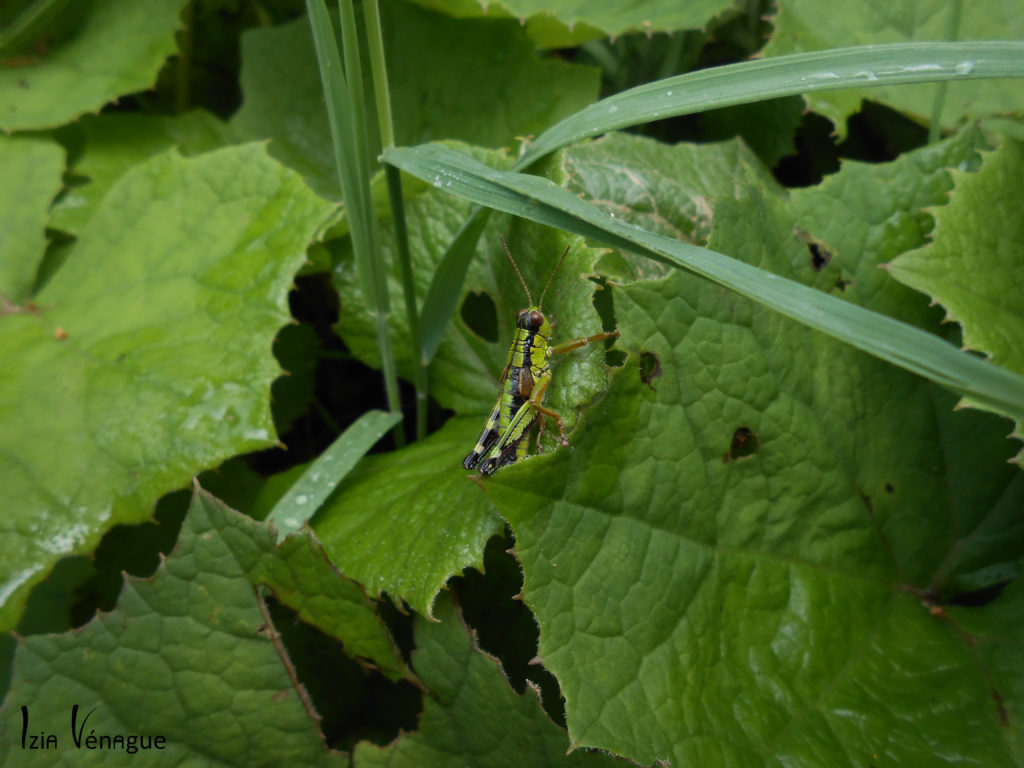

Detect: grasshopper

[463,237,618,476]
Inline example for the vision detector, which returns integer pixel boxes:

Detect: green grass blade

[386,163,428,437]
[266,410,402,541]
[364,0,426,440]
[309,0,404,444]
[306,0,371,303]
[335,0,403,445]
[363,0,395,149]
[336,0,375,257]
[928,1,965,143]
[0,0,71,53]
[516,41,1024,168]
[384,142,1024,423]
[418,205,493,361]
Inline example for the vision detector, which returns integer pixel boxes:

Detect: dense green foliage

[1,0,1022,765]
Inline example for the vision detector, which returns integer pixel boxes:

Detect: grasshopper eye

[527,310,544,328]
[517,309,529,322]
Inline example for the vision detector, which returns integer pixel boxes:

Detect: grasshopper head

[516,306,550,339]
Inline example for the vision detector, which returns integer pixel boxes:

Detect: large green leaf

[0,134,64,302]
[231,0,598,199]
[0,488,354,766]
[761,0,1024,135]
[354,592,620,767]
[464,134,1022,765]
[0,0,189,131]
[888,138,1024,380]
[787,129,1024,587]
[311,417,504,617]
[309,417,505,618]
[404,0,736,47]
[0,144,334,632]
[49,110,234,237]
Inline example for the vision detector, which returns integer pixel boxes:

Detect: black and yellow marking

[463,239,618,476]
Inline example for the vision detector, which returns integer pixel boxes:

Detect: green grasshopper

[463,237,618,476]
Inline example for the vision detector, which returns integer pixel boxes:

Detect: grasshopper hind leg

[480,418,536,476]
[463,402,502,470]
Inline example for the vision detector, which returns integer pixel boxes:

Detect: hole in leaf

[948,580,1009,608]
[808,242,831,270]
[838,101,929,163]
[453,533,565,727]
[639,351,661,389]
[605,349,627,368]
[726,426,759,461]
[267,597,421,751]
[794,229,833,271]
[588,275,622,367]
[460,291,498,343]
[589,275,616,329]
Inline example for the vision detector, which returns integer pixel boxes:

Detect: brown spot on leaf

[992,688,1009,727]
[858,488,874,514]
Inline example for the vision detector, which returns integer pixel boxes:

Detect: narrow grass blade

[516,41,1024,167]
[418,205,492,361]
[386,163,428,437]
[928,1,965,144]
[363,0,395,149]
[384,143,1024,423]
[337,0,376,270]
[267,410,402,541]
[308,0,404,445]
[0,0,71,52]
[336,0,403,447]
[306,0,371,303]
[364,0,426,440]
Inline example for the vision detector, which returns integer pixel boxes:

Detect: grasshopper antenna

[500,235,533,305]
[538,244,571,311]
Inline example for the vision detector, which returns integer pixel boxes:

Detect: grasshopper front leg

[535,328,619,448]
[550,329,619,356]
